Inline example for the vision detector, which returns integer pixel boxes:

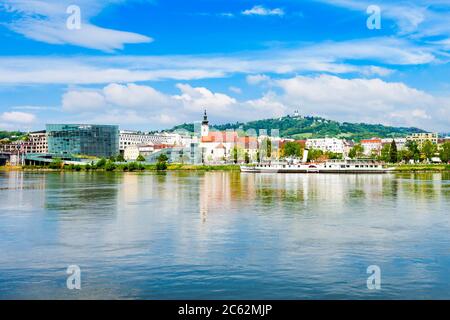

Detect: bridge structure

[24,153,93,166]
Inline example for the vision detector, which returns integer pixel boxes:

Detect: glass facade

[46,124,119,158]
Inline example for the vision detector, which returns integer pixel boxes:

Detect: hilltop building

[293,110,303,119]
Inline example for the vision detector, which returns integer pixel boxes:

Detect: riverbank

[390,164,450,172]
[0,164,241,172]
[1,164,449,173]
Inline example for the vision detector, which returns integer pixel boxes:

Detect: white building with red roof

[361,138,382,156]
[199,110,259,163]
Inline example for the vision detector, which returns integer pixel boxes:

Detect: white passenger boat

[241,159,393,174]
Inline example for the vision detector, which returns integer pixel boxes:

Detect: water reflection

[0,171,449,299]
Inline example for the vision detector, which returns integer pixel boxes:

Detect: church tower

[201,109,209,137]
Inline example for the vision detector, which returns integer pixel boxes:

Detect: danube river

[0,171,449,299]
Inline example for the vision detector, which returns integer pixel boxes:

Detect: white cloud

[59,83,241,128]
[11,21,152,52]
[242,5,284,17]
[273,74,447,129]
[103,83,172,108]
[229,86,242,94]
[0,111,36,124]
[1,0,152,51]
[243,92,287,118]
[0,37,434,85]
[315,0,450,42]
[42,76,450,131]
[174,84,237,113]
[0,57,225,84]
[62,90,106,112]
[12,105,57,111]
[219,13,235,18]
[246,74,271,85]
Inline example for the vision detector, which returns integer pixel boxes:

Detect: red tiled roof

[361,139,381,144]
[201,131,239,143]
[153,144,174,150]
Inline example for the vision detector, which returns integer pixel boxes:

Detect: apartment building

[119,131,191,152]
[0,131,48,154]
[406,133,438,146]
[27,131,48,153]
[305,138,345,154]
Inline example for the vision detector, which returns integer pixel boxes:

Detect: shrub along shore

[1,163,449,172]
[0,163,241,172]
[390,164,450,172]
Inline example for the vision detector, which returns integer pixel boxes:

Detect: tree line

[279,140,450,163]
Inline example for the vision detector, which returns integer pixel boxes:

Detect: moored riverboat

[241,159,393,174]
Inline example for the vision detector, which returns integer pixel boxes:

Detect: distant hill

[169,115,426,142]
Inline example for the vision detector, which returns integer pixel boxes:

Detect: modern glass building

[46,124,119,158]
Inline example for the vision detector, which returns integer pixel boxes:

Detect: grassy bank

[3,163,449,173]
[392,164,450,172]
[0,164,241,172]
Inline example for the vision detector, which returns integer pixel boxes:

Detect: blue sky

[0,0,449,132]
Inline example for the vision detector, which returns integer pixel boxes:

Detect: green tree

[406,141,420,162]
[349,144,364,159]
[380,144,390,162]
[421,140,437,161]
[136,154,146,162]
[128,162,139,171]
[325,152,342,160]
[244,152,250,164]
[156,161,167,171]
[232,146,238,164]
[96,158,107,168]
[439,142,450,163]
[282,141,302,158]
[49,158,63,169]
[104,160,116,171]
[398,149,413,163]
[157,154,169,162]
[156,153,169,171]
[389,140,398,163]
[261,138,272,159]
[307,148,324,161]
[116,154,125,162]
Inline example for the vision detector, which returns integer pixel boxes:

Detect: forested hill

[169,115,425,142]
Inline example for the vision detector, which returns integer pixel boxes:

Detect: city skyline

[1,0,450,132]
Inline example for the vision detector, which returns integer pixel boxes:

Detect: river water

[0,171,449,299]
